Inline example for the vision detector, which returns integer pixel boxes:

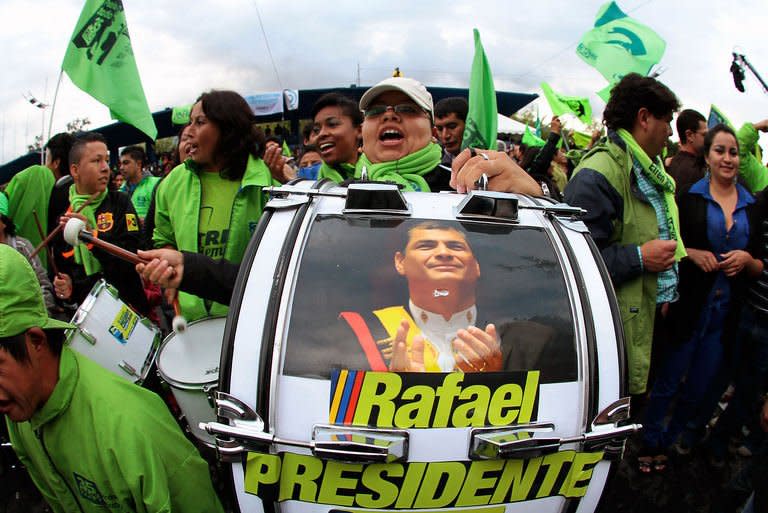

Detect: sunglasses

[364,103,426,119]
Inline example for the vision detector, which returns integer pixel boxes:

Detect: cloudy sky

[1,0,766,164]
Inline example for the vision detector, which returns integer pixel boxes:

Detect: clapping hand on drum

[452,323,502,372]
[388,319,426,372]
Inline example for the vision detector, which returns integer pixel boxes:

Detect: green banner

[62,0,157,139]
[576,1,666,98]
[461,29,497,151]
[540,82,593,125]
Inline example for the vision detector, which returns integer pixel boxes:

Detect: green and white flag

[62,0,157,139]
[461,29,497,151]
[576,1,666,99]
[540,82,593,125]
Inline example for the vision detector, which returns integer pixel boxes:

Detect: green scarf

[68,186,107,275]
[318,161,356,184]
[616,129,686,260]
[355,142,442,192]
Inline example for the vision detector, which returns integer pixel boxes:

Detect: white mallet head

[63,217,87,246]
[172,315,187,333]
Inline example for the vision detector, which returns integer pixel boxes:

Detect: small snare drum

[66,280,161,384]
[156,317,225,447]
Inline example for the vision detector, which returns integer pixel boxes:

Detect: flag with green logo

[522,125,546,147]
[62,0,157,139]
[540,82,593,125]
[461,29,497,151]
[576,1,666,98]
[172,104,192,125]
[572,130,594,148]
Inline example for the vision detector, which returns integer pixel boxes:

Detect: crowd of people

[1,73,767,512]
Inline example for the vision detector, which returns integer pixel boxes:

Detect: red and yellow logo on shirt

[126,213,139,232]
[96,213,114,232]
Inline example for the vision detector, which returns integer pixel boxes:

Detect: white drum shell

[66,280,160,383]
[157,317,225,446]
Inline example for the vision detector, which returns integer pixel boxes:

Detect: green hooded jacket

[570,137,660,394]
[6,348,224,513]
[5,164,54,269]
[119,174,161,219]
[152,155,277,321]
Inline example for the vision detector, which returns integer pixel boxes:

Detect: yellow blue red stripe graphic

[329,369,366,424]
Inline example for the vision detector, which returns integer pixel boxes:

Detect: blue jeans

[643,291,729,449]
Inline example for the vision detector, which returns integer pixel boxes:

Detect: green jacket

[152,155,277,321]
[565,134,660,394]
[5,164,54,269]
[6,348,223,513]
[120,174,161,219]
[737,122,768,193]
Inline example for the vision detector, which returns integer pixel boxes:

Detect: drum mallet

[32,210,60,277]
[62,218,188,333]
[30,192,101,259]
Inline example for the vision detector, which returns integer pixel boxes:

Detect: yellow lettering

[395,462,426,508]
[395,385,435,428]
[452,385,490,427]
[317,460,362,506]
[536,451,574,498]
[357,463,403,508]
[353,373,401,427]
[244,453,281,495]
[279,452,323,502]
[455,460,504,506]
[433,373,464,427]
[413,462,466,508]
[560,451,603,498]
[487,383,522,425]
[518,371,540,424]
[492,457,542,503]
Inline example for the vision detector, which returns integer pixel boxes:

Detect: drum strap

[338,312,388,371]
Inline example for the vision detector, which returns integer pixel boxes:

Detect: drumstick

[171,296,187,333]
[63,218,189,334]
[30,192,101,259]
[32,210,60,276]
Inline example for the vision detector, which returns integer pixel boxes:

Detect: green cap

[0,244,74,337]
[0,191,8,216]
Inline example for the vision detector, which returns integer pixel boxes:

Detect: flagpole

[47,69,64,144]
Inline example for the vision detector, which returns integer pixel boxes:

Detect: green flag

[540,82,593,125]
[522,125,546,148]
[572,130,594,148]
[171,104,192,125]
[461,29,497,151]
[707,104,734,130]
[62,0,157,140]
[282,140,293,157]
[576,1,666,96]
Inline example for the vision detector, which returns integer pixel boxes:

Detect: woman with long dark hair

[151,90,278,321]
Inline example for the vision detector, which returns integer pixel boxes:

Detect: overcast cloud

[1,0,766,163]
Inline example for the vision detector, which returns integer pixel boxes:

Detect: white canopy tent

[497,114,531,134]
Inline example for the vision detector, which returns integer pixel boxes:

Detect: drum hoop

[157,316,225,389]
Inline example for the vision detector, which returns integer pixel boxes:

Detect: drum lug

[118,361,139,378]
[77,327,97,346]
[203,384,219,410]
[213,392,258,421]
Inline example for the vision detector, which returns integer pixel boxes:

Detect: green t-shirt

[198,171,241,260]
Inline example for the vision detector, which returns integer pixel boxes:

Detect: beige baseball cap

[359,77,434,122]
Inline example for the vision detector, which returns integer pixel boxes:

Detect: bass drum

[209,180,632,513]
